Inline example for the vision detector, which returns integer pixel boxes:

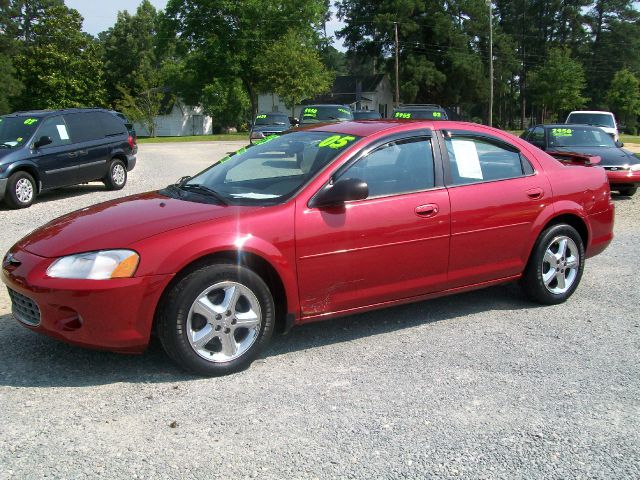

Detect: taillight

[128,135,135,150]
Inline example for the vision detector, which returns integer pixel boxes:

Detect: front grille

[8,288,41,326]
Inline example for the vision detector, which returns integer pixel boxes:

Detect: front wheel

[4,171,36,209]
[520,224,585,305]
[104,159,127,190]
[157,264,275,376]
[618,186,637,196]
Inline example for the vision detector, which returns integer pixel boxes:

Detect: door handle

[526,187,544,200]
[415,204,438,218]
[68,152,77,158]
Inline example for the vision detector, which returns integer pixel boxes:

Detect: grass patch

[620,134,640,144]
[138,134,248,144]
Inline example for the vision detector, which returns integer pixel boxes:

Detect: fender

[3,160,42,190]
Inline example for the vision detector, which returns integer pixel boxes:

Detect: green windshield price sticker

[256,114,267,119]
[395,112,412,119]
[552,128,573,137]
[338,108,350,115]
[23,118,38,125]
[432,112,442,118]
[303,108,318,117]
[254,134,278,145]
[318,135,356,149]
[17,137,23,142]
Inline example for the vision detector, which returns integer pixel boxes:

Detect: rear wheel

[618,186,637,196]
[157,264,275,376]
[521,224,585,305]
[104,159,127,190]
[4,171,36,209]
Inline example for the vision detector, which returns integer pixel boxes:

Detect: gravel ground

[0,142,639,479]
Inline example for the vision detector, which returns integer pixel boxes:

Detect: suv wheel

[5,171,36,209]
[157,263,275,376]
[618,186,637,196]
[104,159,127,190]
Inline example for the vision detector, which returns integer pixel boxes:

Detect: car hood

[549,146,637,166]
[16,191,257,258]
[0,148,16,163]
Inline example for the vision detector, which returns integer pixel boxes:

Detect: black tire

[618,186,637,196]
[4,171,36,209]
[520,224,585,305]
[104,159,127,190]
[157,263,275,376]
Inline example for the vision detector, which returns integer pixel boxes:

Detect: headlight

[630,164,640,172]
[250,131,265,140]
[46,250,139,279]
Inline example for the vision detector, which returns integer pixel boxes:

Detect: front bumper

[0,178,7,201]
[2,248,173,353]
[605,169,640,187]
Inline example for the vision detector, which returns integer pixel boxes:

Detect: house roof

[300,93,372,105]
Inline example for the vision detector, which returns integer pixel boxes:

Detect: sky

[65,0,346,50]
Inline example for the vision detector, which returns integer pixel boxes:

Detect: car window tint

[35,115,72,148]
[340,137,435,197]
[98,112,127,136]
[446,137,525,185]
[64,112,105,142]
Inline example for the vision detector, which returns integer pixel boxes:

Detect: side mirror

[33,136,52,149]
[310,178,369,208]
[615,140,624,148]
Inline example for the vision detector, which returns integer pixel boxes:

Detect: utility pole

[394,22,400,106]
[487,0,493,127]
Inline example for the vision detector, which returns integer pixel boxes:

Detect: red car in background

[2,121,614,376]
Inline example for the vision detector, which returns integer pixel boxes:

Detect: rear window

[300,106,353,125]
[566,113,615,129]
[64,112,105,142]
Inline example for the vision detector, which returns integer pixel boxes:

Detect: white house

[134,97,213,137]
[258,74,395,118]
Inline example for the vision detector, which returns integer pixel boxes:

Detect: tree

[606,68,640,133]
[14,5,106,110]
[115,85,166,137]
[201,79,250,130]
[255,30,333,116]
[0,54,23,114]
[529,48,587,122]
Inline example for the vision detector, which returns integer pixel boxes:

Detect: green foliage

[201,79,250,130]
[255,30,334,116]
[13,4,106,110]
[0,54,23,114]
[606,68,640,130]
[529,48,587,121]
[115,85,166,137]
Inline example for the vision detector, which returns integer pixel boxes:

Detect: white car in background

[566,110,619,141]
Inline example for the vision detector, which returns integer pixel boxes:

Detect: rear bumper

[606,169,640,187]
[586,206,615,259]
[2,248,173,353]
[126,154,136,171]
[0,178,7,201]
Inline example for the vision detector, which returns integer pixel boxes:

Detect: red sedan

[2,121,614,376]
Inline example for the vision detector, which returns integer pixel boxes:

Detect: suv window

[64,112,105,142]
[339,137,434,198]
[36,115,72,148]
[445,137,530,185]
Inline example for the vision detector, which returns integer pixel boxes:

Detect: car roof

[3,108,110,118]
[257,112,288,115]
[536,123,603,130]
[567,110,614,115]
[299,119,480,137]
[304,104,351,108]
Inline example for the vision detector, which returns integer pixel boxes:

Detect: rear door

[63,112,109,182]
[295,132,451,317]
[441,130,551,288]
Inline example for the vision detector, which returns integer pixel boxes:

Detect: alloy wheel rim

[112,164,126,185]
[542,235,579,294]
[186,281,262,363]
[15,178,33,203]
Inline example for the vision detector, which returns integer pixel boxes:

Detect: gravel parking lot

[0,141,639,479]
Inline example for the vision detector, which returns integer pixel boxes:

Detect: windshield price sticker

[256,114,267,119]
[433,112,442,118]
[24,118,38,125]
[552,128,573,137]
[318,135,356,149]
[338,108,350,115]
[395,112,412,119]
[303,108,318,117]
[254,134,278,145]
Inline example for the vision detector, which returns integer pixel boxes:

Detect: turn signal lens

[47,250,140,280]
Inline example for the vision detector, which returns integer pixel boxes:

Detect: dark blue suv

[0,108,137,208]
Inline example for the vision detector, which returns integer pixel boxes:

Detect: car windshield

[254,114,290,126]
[567,113,615,128]
[0,116,41,148]
[548,127,616,148]
[174,131,361,205]
[300,106,353,125]
[393,109,447,120]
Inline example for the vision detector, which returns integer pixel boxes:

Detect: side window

[35,116,72,148]
[64,113,105,143]
[97,112,127,137]
[339,137,434,198]
[445,137,527,185]
[530,127,545,146]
